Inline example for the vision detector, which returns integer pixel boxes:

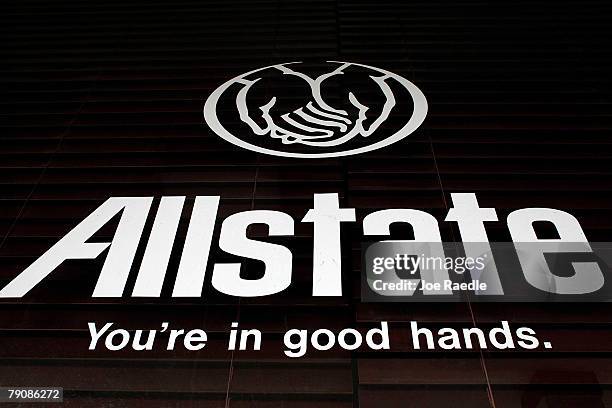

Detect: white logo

[204,61,427,158]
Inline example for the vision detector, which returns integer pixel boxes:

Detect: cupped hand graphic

[235,62,396,147]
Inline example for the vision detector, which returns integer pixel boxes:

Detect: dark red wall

[1,0,611,406]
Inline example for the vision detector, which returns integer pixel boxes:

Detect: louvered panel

[338,0,612,407]
[2,0,612,406]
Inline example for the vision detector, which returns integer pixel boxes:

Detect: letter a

[0,197,153,298]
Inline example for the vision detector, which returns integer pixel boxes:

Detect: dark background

[1,0,612,406]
